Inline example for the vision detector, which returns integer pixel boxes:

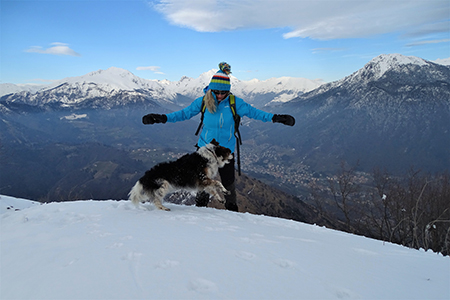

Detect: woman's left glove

[142,113,167,124]
[272,114,295,126]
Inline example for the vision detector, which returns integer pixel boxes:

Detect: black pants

[196,157,238,211]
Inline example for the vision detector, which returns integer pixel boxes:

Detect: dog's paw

[155,204,171,211]
[211,194,226,204]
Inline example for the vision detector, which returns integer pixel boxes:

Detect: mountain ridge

[265,53,450,174]
[0,67,322,109]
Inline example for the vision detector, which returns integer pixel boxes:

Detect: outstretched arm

[142,96,203,125]
[166,96,203,123]
[236,97,295,126]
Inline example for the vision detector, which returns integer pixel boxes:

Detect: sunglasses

[212,90,229,95]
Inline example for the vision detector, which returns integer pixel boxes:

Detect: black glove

[272,114,295,126]
[142,113,167,125]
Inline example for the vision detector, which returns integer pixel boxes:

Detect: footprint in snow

[274,258,296,269]
[188,278,217,293]
[235,251,256,261]
[154,259,180,269]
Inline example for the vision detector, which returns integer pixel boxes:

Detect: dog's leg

[129,181,148,207]
[202,179,229,204]
[153,180,171,211]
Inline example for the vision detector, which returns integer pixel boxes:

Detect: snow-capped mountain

[266,53,450,173]
[303,53,450,101]
[0,67,179,110]
[158,70,322,106]
[0,83,43,96]
[0,67,322,111]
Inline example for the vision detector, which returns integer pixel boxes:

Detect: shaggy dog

[129,139,233,211]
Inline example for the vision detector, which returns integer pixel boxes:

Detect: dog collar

[206,147,219,162]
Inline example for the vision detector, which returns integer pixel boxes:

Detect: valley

[1,53,449,254]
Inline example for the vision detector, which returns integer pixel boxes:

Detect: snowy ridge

[372,53,427,74]
[0,68,321,108]
[56,67,164,91]
[1,195,449,300]
[0,83,43,97]
[355,53,429,81]
[2,54,447,108]
[299,53,450,98]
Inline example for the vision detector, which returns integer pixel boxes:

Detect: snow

[0,67,322,106]
[367,54,428,79]
[54,67,163,92]
[60,113,88,120]
[433,57,450,66]
[0,83,44,97]
[1,195,449,300]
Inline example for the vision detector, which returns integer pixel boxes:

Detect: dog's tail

[128,181,146,206]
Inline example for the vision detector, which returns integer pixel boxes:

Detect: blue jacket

[166,94,274,152]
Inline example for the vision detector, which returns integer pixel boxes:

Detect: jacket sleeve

[166,96,203,123]
[235,97,274,122]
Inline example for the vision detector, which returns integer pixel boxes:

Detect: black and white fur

[129,139,233,211]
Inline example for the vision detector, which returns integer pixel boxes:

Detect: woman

[142,62,295,211]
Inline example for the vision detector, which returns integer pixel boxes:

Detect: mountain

[0,67,180,111]
[263,53,450,174]
[159,70,323,107]
[1,195,449,300]
[1,53,449,225]
[0,68,322,111]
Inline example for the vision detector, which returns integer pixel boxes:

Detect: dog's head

[207,139,233,168]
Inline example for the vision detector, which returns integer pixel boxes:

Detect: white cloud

[136,66,165,74]
[25,42,81,56]
[153,0,449,40]
[405,39,450,47]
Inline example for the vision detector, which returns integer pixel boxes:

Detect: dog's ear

[210,139,219,146]
[214,145,232,159]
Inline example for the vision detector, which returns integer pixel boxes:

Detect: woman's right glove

[142,113,167,125]
[272,114,295,126]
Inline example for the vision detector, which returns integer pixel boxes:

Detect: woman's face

[213,90,229,102]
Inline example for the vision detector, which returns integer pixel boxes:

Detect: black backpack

[195,93,243,175]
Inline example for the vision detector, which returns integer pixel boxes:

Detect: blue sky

[1,0,449,85]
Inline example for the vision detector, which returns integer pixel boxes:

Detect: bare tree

[328,161,360,232]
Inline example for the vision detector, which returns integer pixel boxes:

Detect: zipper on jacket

[219,113,224,128]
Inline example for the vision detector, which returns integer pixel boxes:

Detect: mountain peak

[56,67,164,92]
[87,67,134,77]
[369,53,428,74]
[343,53,433,83]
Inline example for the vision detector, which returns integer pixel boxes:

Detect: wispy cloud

[153,0,449,40]
[405,39,450,47]
[25,42,81,56]
[136,66,164,74]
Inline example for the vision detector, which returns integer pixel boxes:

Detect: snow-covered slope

[0,67,178,109]
[1,195,448,300]
[297,53,450,101]
[0,83,43,96]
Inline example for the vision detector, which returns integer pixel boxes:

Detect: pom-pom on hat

[209,62,231,91]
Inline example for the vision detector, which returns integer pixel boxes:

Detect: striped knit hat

[208,62,231,91]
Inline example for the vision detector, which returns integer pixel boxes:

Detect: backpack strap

[229,94,242,176]
[194,97,207,136]
[195,93,242,176]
